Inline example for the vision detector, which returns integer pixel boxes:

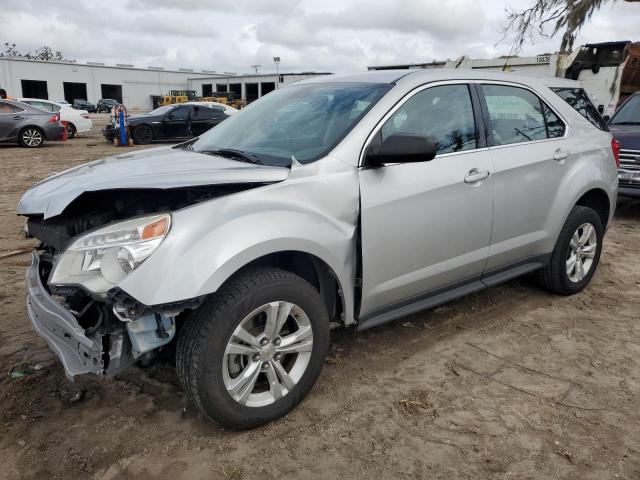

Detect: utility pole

[273,57,280,88]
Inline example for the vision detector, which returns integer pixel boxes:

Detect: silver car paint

[0,99,65,143]
[117,155,360,324]
[18,69,618,328]
[16,146,291,219]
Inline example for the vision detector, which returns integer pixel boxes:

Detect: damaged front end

[21,182,282,380]
[26,251,176,378]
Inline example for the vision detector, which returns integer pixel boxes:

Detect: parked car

[97,98,119,113]
[72,99,97,113]
[17,70,618,429]
[0,99,65,147]
[607,91,640,197]
[17,98,92,139]
[56,100,71,107]
[102,102,232,144]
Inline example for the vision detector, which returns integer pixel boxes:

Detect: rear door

[479,83,570,270]
[358,83,495,318]
[191,106,226,136]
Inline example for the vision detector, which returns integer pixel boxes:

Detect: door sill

[356,254,550,331]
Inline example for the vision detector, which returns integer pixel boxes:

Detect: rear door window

[550,87,608,131]
[482,84,566,145]
[28,101,57,112]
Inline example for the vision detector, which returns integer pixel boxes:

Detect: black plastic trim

[356,253,551,331]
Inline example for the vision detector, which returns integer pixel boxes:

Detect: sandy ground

[0,116,639,480]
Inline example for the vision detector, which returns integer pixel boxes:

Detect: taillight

[611,138,621,168]
[48,113,60,124]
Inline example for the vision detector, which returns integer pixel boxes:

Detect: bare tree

[506,0,640,52]
[0,43,74,61]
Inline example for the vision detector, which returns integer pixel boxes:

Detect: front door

[359,83,495,318]
[162,105,191,138]
[0,102,27,141]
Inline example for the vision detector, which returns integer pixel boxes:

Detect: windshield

[610,95,640,125]
[192,82,391,166]
[147,105,175,116]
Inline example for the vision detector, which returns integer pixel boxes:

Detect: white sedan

[189,101,238,115]
[16,98,92,138]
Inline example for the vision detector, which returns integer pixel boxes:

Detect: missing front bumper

[26,252,127,379]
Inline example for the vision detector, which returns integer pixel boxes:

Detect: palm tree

[506,0,640,52]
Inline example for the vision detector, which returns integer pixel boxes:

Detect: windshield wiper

[174,137,197,150]
[199,148,263,165]
[611,121,640,125]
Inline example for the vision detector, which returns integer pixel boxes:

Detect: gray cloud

[1,0,637,74]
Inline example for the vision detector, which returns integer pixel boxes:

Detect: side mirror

[366,133,437,166]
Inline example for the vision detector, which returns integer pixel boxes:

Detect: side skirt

[356,254,550,332]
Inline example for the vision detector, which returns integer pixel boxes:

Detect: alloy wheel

[22,128,43,147]
[566,222,597,283]
[222,301,314,407]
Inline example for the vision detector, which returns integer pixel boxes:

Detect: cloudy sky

[2,0,639,74]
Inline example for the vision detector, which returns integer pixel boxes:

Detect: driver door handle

[464,168,490,184]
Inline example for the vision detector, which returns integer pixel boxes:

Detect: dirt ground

[0,116,639,480]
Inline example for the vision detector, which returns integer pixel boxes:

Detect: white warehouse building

[188,72,332,104]
[0,56,228,111]
[0,57,331,111]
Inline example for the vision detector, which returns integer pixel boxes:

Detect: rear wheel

[132,125,153,144]
[537,206,603,295]
[176,268,330,429]
[18,127,44,148]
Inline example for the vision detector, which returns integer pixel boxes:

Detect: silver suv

[17,70,618,428]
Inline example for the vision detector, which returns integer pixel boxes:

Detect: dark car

[103,102,231,144]
[608,91,640,197]
[0,99,65,147]
[72,99,97,113]
[97,98,119,113]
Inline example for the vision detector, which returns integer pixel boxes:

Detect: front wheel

[537,206,603,295]
[66,123,77,139]
[132,125,153,144]
[176,268,330,429]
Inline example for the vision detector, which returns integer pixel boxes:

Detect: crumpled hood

[609,125,640,151]
[16,146,290,219]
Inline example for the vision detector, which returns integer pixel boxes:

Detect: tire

[66,123,76,139]
[132,125,153,144]
[537,206,603,295]
[18,127,44,148]
[176,267,330,429]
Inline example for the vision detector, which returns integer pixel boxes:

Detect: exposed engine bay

[25,184,267,377]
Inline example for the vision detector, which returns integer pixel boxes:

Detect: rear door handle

[553,149,570,161]
[13,116,24,120]
[464,169,490,184]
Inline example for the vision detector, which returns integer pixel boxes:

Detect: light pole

[251,64,261,74]
[273,56,280,88]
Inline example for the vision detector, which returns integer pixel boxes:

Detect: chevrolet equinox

[18,70,619,428]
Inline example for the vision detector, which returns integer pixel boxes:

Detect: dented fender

[117,156,361,324]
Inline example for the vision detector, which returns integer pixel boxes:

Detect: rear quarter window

[550,87,609,131]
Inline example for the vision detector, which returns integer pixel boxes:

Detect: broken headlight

[50,214,171,293]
